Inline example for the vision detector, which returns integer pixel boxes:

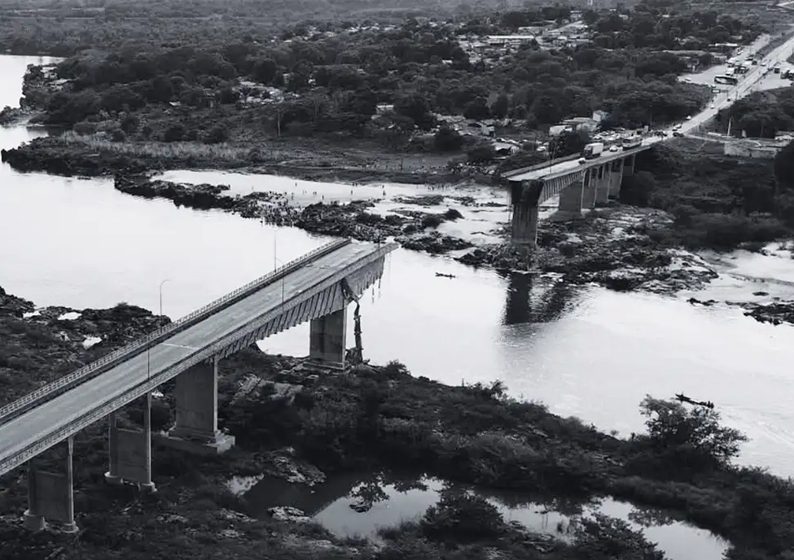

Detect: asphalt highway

[0,242,382,476]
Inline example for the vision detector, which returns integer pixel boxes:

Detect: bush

[467,145,496,164]
[573,514,665,560]
[638,396,747,468]
[204,125,229,144]
[421,491,505,541]
[421,214,444,229]
[433,126,463,152]
[163,124,186,142]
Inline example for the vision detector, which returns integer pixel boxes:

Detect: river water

[2,54,794,485]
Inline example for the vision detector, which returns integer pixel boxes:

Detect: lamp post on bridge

[159,279,170,318]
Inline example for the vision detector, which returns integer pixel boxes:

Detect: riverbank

[0,129,472,186]
[1,286,794,559]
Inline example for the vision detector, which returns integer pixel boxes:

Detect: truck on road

[582,142,604,160]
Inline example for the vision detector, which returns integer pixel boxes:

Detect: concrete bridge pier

[609,159,624,198]
[582,169,597,209]
[165,356,235,454]
[623,154,636,178]
[595,164,610,205]
[23,438,78,533]
[105,393,155,491]
[557,177,584,217]
[308,307,348,370]
[509,180,543,250]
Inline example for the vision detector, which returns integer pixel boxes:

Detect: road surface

[0,241,388,477]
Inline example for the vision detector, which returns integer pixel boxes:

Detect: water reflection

[239,471,728,560]
[503,273,573,325]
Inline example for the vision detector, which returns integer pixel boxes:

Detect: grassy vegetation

[622,143,794,250]
[2,288,794,558]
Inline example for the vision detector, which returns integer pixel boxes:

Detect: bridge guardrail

[0,240,396,477]
[0,238,351,426]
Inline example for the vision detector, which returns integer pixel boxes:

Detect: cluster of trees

[584,5,760,50]
[26,0,754,145]
[621,145,794,249]
[718,87,794,138]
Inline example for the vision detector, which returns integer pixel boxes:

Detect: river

[2,54,794,484]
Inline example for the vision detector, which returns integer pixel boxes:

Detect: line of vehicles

[578,134,643,163]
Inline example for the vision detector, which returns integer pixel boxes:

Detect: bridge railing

[0,238,351,425]
[0,241,397,477]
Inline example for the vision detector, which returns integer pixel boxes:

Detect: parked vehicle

[621,135,642,150]
[582,142,604,159]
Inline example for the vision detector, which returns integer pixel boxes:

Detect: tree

[394,93,435,131]
[463,97,490,120]
[550,130,591,158]
[490,94,509,119]
[253,58,278,84]
[775,140,794,191]
[433,126,463,152]
[163,124,186,142]
[639,396,747,467]
[204,124,229,144]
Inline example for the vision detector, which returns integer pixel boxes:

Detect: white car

[609,145,620,152]
[710,103,716,109]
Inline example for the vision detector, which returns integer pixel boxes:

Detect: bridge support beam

[582,169,596,209]
[23,438,77,533]
[105,393,155,491]
[511,203,539,248]
[622,154,635,178]
[558,179,584,217]
[165,356,235,455]
[309,307,347,370]
[609,159,623,198]
[595,165,610,205]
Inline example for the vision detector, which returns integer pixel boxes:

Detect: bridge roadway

[0,239,395,478]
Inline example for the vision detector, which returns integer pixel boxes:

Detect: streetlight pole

[159,279,170,318]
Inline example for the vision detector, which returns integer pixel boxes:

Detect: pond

[234,472,728,560]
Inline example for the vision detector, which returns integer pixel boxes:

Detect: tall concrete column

[309,307,347,369]
[595,164,610,205]
[105,393,155,491]
[622,154,635,177]
[24,438,78,533]
[510,203,539,247]
[509,180,542,249]
[582,168,596,209]
[558,179,584,217]
[609,159,624,198]
[166,356,235,454]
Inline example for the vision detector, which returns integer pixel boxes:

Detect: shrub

[443,208,463,221]
[421,214,444,229]
[204,125,229,144]
[638,396,747,467]
[433,126,463,152]
[163,124,186,142]
[421,491,505,541]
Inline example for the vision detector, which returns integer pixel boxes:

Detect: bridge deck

[0,241,393,477]
[507,144,652,183]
